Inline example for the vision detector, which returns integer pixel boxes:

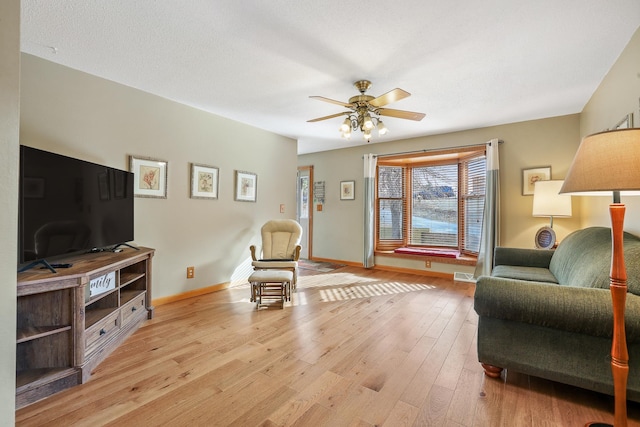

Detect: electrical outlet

[187,266,195,279]
[280,204,285,213]
[425,260,431,268]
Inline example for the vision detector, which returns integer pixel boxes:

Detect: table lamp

[560,128,640,427]
[532,180,572,249]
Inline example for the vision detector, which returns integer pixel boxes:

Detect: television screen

[19,146,135,267]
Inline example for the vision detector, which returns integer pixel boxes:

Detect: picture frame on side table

[340,180,355,200]
[190,163,219,200]
[129,155,168,198]
[234,170,257,202]
[522,166,551,196]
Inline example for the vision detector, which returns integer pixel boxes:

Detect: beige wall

[298,114,582,274]
[1,0,19,420]
[579,27,640,234]
[19,54,299,300]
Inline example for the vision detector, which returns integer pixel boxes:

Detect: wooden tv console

[16,247,154,409]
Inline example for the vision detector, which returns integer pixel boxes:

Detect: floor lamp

[560,128,640,427]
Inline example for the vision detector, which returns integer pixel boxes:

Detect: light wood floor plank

[382,400,420,426]
[266,370,344,425]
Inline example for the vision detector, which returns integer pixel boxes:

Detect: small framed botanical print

[190,163,219,200]
[130,155,168,198]
[522,167,551,196]
[234,170,257,202]
[340,180,355,200]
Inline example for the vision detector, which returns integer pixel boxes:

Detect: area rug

[298,259,345,274]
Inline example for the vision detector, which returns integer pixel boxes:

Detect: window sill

[374,250,477,266]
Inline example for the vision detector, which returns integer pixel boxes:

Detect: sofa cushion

[494,246,554,268]
[492,265,558,283]
[549,226,640,295]
[474,277,640,342]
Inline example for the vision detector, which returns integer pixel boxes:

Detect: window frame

[375,146,486,256]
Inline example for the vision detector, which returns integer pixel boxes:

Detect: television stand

[16,247,154,408]
[17,259,56,274]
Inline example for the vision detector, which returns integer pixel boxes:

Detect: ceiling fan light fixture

[363,113,374,130]
[307,80,424,143]
[377,120,388,135]
[339,118,351,133]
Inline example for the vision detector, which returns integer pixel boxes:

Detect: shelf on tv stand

[16,325,72,344]
[16,246,154,409]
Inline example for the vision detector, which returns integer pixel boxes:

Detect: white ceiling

[20,1,640,155]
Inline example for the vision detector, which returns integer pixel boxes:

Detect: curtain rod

[367,139,503,159]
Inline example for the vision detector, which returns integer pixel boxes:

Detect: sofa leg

[481,363,503,378]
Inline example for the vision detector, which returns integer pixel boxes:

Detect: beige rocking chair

[249,219,303,290]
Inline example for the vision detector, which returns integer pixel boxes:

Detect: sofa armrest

[493,247,554,268]
[474,276,640,342]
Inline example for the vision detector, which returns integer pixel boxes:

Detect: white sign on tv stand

[89,271,116,298]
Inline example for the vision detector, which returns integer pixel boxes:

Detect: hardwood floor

[15,266,640,426]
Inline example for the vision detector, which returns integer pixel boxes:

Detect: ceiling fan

[307,80,426,141]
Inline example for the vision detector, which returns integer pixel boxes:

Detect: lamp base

[534,226,556,249]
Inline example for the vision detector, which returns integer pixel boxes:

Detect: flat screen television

[18,145,135,272]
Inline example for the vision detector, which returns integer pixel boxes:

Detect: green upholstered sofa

[474,226,640,401]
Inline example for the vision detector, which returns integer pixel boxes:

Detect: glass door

[297,166,313,259]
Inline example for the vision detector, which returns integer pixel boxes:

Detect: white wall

[19,54,298,300]
[579,27,640,234]
[0,0,19,422]
[299,114,582,273]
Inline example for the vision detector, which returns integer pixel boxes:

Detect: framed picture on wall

[340,180,355,200]
[129,155,168,198]
[190,163,219,200]
[234,170,257,202]
[522,166,551,196]
[613,113,633,130]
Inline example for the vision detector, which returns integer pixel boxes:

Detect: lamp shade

[532,180,572,217]
[560,129,640,196]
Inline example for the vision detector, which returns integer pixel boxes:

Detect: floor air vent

[454,272,476,283]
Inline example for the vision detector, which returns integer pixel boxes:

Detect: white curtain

[363,154,377,268]
[474,139,500,278]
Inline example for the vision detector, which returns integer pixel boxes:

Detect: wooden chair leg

[250,281,257,302]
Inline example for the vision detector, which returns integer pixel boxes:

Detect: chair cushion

[249,270,293,283]
[261,220,302,259]
[252,260,297,269]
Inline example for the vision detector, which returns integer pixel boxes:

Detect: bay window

[376,147,486,256]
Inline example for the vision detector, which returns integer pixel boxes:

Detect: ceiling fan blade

[369,88,411,107]
[378,108,426,121]
[309,96,353,108]
[307,112,350,123]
